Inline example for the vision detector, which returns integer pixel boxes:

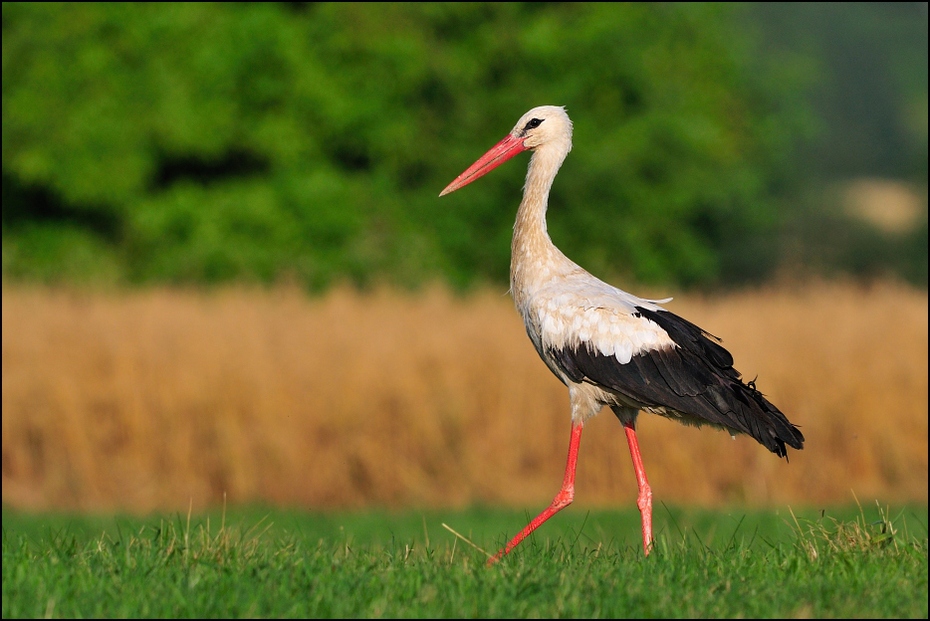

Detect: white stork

[440,105,804,564]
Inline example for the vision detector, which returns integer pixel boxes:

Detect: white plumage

[531,285,675,365]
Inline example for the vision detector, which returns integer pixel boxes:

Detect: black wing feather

[547,307,804,458]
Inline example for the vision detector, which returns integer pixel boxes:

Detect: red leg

[623,422,653,555]
[487,421,584,565]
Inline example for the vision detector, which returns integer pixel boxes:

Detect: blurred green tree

[2,3,923,290]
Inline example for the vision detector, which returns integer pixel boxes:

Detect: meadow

[2,281,928,617]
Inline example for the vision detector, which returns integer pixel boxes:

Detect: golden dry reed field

[2,280,927,513]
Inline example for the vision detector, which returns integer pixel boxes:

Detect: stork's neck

[510,145,572,304]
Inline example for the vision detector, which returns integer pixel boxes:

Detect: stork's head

[440,105,572,196]
[511,105,573,151]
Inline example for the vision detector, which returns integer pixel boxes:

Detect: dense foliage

[2,3,925,289]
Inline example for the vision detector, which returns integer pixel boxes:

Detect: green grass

[2,503,927,618]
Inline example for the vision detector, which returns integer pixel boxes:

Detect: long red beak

[439,134,528,196]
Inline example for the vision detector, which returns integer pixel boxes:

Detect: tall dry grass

[2,281,927,513]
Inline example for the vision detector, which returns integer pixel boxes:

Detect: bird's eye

[523,118,544,131]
